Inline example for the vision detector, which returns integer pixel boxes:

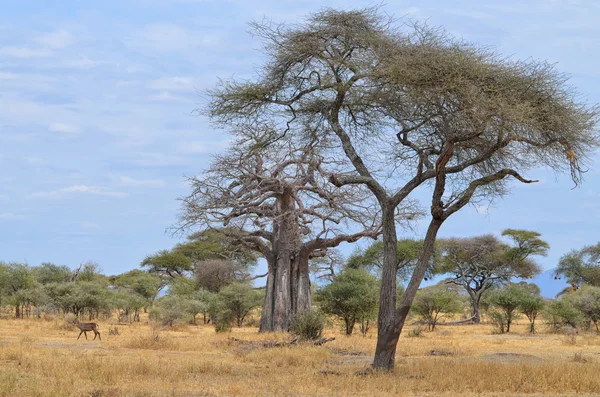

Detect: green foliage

[32,263,72,285]
[218,283,263,327]
[544,298,583,330]
[141,250,192,278]
[315,269,379,335]
[566,286,600,331]
[518,291,545,334]
[555,243,600,288]
[150,296,188,326]
[412,284,464,331]
[347,239,436,281]
[438,231,546,322]
[290,309,325,341]
[174,229,258,267]
[109,269,162,301]
[488,283,541,333]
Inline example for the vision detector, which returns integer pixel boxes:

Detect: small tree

[544,298,583,331]
[555,243,600,289]
[411,285,464,331]
[347,239,435,281]
[219,283,263,327]
[488,283,540,333]
[316,269,379,335]
[569,286,600,331]
[519,292,545,334]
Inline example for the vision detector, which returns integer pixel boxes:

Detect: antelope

[73,318,101,341]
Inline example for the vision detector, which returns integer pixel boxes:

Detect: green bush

[290,309,325,340]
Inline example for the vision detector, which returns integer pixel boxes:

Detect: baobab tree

[206,8,599,368]
[178,135,418,331]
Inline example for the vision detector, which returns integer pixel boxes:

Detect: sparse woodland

[2,6,600,396]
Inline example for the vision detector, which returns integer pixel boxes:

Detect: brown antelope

[73,318,101,341]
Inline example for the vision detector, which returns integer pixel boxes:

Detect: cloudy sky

[1,0,599,280]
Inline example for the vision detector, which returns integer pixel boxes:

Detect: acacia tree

[206,8,599,368]
[178,137,406,332]
[439,230,547,323]
[411,284,464,331]
[347,239,435,281]
[555,243,600,290]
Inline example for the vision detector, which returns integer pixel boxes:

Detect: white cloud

[0,212,24,220]
[31,185,127,200]
[35,29,75,49]
[149,76,194,91]
[78,221,100,229]
[176,140,230,154]
[0,46,52,58]
[128,152,191,167]
[62,57,98,69]
[118,176,166,188]
[132,24,218,52]
[149,91,188,102]
[0,72,18,80]
[49,123,80,135]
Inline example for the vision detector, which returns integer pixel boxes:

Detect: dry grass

[1,317,600,396]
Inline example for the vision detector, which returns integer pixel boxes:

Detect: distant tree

[150,296,188,326]
[3,263,35,318]
[32,263,72,285]
[568,286,600,331]
[488,283,540,333]
[439,230,547,324]
[0,262,8,306]
[518,287,545,334]
[347,239,435,281]
[75,261,107,284]
[194,259,245,293]
[411,284,464,331]
[219,283,263,327]
[141,250,192,280]
[316,269,379,335]
[555,243,600,290]
[110,269,162,303]
[544,298,583,330]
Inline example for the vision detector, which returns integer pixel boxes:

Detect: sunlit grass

[0,316,599,396]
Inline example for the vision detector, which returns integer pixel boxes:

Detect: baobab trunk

[259,253,312,331]
[373,218,443,370]
[259,193,311,332]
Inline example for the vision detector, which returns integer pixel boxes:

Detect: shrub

[544,298,583,331]
[489,310,509,334]
[315,269,378,335]
[411,285,464,331]
[290,309,325,340]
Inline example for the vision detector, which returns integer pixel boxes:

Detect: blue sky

[1,1,599,284]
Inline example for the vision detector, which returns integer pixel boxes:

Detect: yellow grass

[1,317,599,396]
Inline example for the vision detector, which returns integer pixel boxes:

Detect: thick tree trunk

[344,318,355,335]
[15,304,20,319]
[260,254,311,331]
[469,291,482,324]
[373,218,443,370]
[373,206,399,368]
[259,193,310,332]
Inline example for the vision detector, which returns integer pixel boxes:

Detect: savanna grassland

[1,317,600,397]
